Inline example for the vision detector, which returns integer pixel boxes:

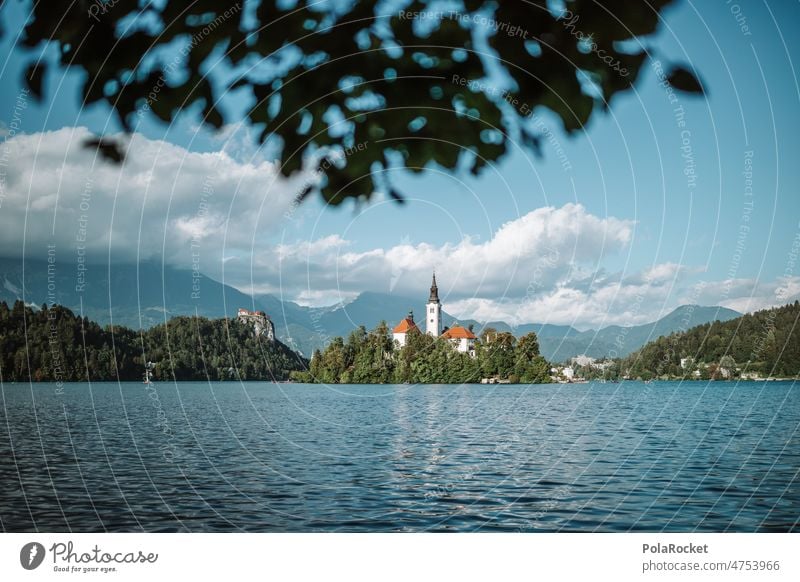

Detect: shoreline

[3,378,796,386]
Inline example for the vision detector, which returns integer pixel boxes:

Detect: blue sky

[1,1,799,329]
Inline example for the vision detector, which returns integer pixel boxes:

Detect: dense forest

[0,301,306,382]
[623,301,800,379]
[6,299,796,385]
[292,323,551,384]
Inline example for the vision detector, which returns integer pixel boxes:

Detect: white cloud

[433,274,800,330]
[244,203,637,304]
[0,126,302,277]
[692,276,800,314]
[445,277,683,329]
[235,201,793,327]
[236,202,708,327]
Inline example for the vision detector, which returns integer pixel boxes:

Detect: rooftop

[441,325,476,340]
[238,308,268,318]
[393,311,419,334]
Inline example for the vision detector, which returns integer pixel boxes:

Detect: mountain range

[0,258,741,361]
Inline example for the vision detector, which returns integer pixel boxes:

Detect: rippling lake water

[0,381,797,532]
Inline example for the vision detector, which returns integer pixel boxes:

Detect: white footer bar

[1,533,797,581]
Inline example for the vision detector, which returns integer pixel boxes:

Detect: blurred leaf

[25,62,45,100]
[667,66,705,94]
[388,188,406,204]
[11,0,695,206]
[84,137,125,163]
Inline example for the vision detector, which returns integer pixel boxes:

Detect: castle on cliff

[237,308,275,340]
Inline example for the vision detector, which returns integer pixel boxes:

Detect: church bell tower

[426,272,442,336]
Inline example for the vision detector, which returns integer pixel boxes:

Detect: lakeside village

[234,273,792,385]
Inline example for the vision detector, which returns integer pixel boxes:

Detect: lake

[0,381,797,532]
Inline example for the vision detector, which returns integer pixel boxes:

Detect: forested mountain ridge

[0,259,740,360]
[623,301,800,379]
[0,301,307,382]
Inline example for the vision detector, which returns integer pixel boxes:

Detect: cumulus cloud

[235,201,709,328]
[444,273,800,330]
[244,203,636,303]
[236,202,793,328]
[445,276,683,329]
[0,126,302,278]
[692,276,800,314]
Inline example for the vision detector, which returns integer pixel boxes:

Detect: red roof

[238,308,269,318]
[393,317,419,334]
[441,326,476,340]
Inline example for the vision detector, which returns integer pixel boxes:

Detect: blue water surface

[0,381,797,532]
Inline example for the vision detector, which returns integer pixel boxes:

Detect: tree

[516,332,541,360]
[520,356,551,384]
[309,349,323,380]
[623,302,800,379]
[513,331,550,383]
[321,336,347,383]
[345,325,368,369]
[13,1,700,205]
[480,327,499,344]
[0,303,307,382]
[479,330,516,378]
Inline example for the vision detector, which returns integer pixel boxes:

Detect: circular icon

[20,542,45,570]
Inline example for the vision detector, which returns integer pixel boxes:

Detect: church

[392,273,477,356]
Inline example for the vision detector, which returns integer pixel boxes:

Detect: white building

[426,273,442,336]
[392,311,419,347]
[572,354,595,367]
[441,325,477,356]
[392,274,477,357]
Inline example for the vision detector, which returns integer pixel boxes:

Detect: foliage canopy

[623,302,800,379]
[15,0,699,204]
[0,301,306,382]
[298,321,551,384]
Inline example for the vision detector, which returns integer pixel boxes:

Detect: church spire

[428,272,440,303]
[426,271,442,336]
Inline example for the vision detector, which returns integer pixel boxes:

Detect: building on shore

[392,273,477,357]
[571,354,614,372]
[441,324,477,356]
[571,354,595,367]
[237,308,275,340]
[392,310,419,347]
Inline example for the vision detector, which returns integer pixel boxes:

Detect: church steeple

[426,271,442,336]
[428,272,440,303]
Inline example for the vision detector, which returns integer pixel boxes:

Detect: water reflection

[0,381,797,532]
